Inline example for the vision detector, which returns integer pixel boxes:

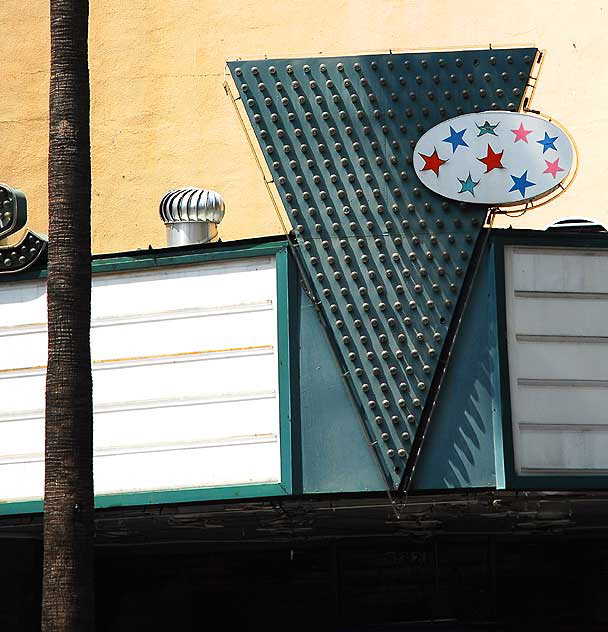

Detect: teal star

[475,120,499,137]
[458,172,480,197]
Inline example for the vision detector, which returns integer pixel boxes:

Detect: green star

[458,172,480,197]
[476,120,499,137]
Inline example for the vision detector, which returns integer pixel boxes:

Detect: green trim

[0,235,288,284]
[0,241,295,516]
[493,230,608,490]
[493,228,608,250]
[92,240,287,275]
[275,246,294,495]
[0,500,42,516]
[505,475,608,490]
[286,254,303,494]
[95,483,289,509]
[0,483,289,516]
[488,243,506,489]
[493,236,515,488]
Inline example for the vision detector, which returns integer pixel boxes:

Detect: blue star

[442,126,468,153]
[509,170,536,198]
[537,132,558,153]
[457,172,479,197]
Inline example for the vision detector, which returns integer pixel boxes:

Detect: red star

[543,157,565,179]
[477,144,504,173]
[419,148,447,176]
[511,122,533,143]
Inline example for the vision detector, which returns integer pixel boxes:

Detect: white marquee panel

[505,246,608,475]
[0,255,284,505]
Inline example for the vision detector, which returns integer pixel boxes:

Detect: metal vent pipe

[159,187,225,247]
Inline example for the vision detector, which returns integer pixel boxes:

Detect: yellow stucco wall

[0,1,605,253]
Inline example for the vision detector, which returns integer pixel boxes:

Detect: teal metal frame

[0,236,296,515]
[493,229,608,490]
[488,242,507,490]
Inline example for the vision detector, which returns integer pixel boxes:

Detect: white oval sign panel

[414,111,573,206]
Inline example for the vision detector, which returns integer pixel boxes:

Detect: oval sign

[414,111,573,206]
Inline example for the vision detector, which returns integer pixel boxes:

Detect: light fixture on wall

[0,183,47,274]
[545,217,606,233]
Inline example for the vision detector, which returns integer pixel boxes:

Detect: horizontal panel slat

[510,341,608,381]
[0,461,42,502]
[0,281,47,328]
[0,348,277,412]
[0,257,277,328]
[0,393,279,457]
[516,335,608,344]
[95,442,282,493]
[90,309,276,363]
[92,258,276,318]
[0,306,276,370]
[0,434,277,466]
[511,248,608,293]
[518,428,608,470]
[511,296,608,337]
[512,385,608,426]
[0,440,282,503]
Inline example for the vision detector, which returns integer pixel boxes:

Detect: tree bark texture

[42,0,94,630]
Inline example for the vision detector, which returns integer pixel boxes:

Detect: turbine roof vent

[160,187,225,225]
[159,187,225,247]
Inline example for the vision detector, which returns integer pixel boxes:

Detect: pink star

[543,157,565,179]
[511,122,533,143]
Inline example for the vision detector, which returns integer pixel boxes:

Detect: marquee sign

[229,47,539,489]
[0,183,47,274]
[414,111,574,206]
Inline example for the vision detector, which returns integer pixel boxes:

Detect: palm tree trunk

[42,0,94,630]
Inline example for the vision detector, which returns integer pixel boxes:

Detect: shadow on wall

[298,245,500,493]
[412,245,498,490]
